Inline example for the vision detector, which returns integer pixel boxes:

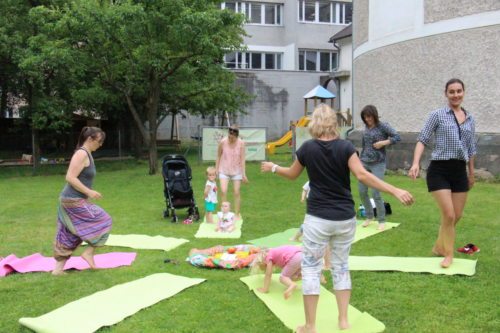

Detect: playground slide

[266,116,310,154]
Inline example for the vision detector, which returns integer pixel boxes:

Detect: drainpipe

[332,40,354,139]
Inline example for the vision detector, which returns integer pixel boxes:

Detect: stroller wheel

[163,209,170,218]
[172,215,178,223]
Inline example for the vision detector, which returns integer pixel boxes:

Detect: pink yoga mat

[0,252,136,277]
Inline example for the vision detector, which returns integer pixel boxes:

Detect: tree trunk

[145,73,160,175]
[0,81,7,118]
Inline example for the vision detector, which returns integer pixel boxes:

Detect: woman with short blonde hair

[308,103,339,139]
[262,104,414,332]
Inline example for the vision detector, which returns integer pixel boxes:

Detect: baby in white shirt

[215,201,235,233]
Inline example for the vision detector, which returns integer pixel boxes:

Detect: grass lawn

[0,150,499,333]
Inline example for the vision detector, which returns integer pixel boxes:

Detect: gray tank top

[60,148,96,199]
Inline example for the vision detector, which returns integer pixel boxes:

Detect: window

[298,1,352,24]
[222,2,283,25]
[299,50,338,71]
[224,52,283,70]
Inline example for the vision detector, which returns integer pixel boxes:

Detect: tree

[27,0,249,174]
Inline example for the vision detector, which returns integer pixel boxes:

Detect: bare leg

[335,289,351,330]
[279,275,297,300]
[323,246,331,271]
[81,246,97,269]
[206,212,213,224]
[297,295,319,333]
[52,259,68,276]
[233,180,242,218]
[431,190,459,268]
[219,178,229,203]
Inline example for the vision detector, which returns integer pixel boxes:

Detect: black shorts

[426,160,469,193]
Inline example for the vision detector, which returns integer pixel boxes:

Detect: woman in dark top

[52,127,112,275]
[409,78,476,268]
[358,105,401,230]
[262,104,414,332]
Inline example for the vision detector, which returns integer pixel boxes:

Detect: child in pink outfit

[251,245,302,299]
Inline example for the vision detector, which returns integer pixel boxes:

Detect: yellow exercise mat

[240,274,385,333]
[349,256,477,276]
[19,273,205,333]
[247,221,400,247]
[354,221,400,242]
[194,215,243,238]
[104,234,189,251]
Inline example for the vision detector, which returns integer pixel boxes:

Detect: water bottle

[358,204,366,218]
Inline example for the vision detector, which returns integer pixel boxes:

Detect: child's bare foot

[338,319,351,330]
[440,256,453,268]
[283,283,297,299]
[51,270,67,276]
[377,223,385,231]
[296,324,316,333]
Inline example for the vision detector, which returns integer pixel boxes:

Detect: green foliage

[0,155,499,332]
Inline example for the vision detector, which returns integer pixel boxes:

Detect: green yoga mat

[349,256,477,276]
[104,234,189,251]
[247,221,400,247]
[194,215,243,238]
[19,273,205,333]
[241,274,385,333]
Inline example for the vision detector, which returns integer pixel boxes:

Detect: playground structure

[266,116,310,155]
[266,85,351,154]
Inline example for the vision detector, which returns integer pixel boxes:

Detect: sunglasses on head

[228,128,239,136]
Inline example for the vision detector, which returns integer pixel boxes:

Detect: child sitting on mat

[204,166,218,224]
[215,201,235,233]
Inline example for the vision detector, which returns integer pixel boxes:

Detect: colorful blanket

[188,244,260,269]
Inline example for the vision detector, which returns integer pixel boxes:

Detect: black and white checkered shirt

[417,106,477,162]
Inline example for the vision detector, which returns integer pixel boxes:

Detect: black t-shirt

[296,139,357,220]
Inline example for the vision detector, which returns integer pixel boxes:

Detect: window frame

[299,49,338,72]
[297,1,352,25]
[224,51,283,70]
[222,2,284,26]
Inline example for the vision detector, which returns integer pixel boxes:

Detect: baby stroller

[162,154,200,223]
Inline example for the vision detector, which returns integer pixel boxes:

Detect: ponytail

[77,126,105,148]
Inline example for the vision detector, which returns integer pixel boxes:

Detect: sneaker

[457,243,480,255]
[183,218,193,224]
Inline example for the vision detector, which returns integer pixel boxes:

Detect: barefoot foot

[296,324,316,333]
[338,319,351,330]
[51,270,67,276]
[440,256,453,268]
[362,219,373,227]
[284,283,297,299]
[432,246,445,257]
[81,250,97,269]
[377,223,385,231]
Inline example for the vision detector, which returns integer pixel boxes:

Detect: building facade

[350,0,500,174]
[158,0,352,141]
